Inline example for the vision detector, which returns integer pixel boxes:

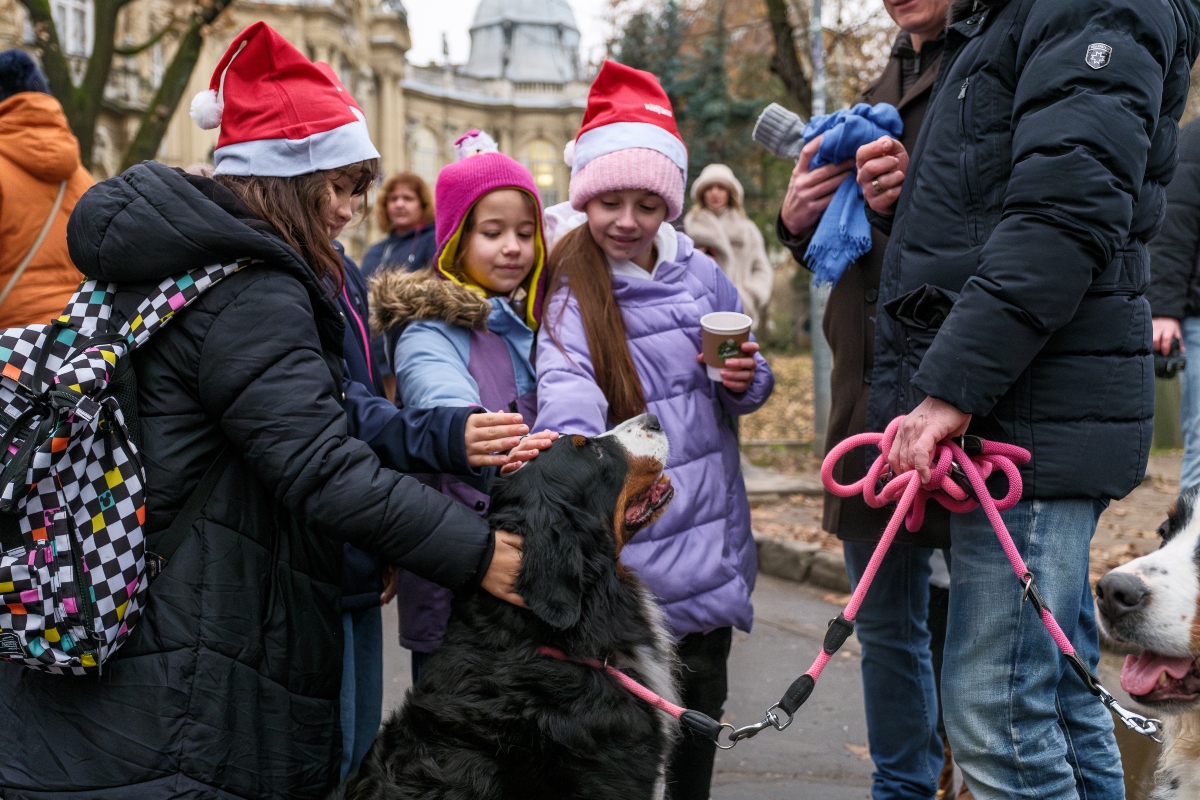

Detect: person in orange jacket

[0,50,90,328]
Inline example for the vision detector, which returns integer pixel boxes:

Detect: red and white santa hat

[189,21,379,176]
[565,60,688,220]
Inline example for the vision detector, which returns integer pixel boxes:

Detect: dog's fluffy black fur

[342,415,678,800]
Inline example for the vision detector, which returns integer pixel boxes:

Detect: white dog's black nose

[644,414,661,432]
[1095,572,1149,622]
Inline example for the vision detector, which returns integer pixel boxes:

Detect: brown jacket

[0,92,90,328]
[777,33,947,547]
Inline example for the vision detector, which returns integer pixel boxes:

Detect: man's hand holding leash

[890,397,971,484]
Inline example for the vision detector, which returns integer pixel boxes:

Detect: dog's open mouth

[624,475,673,531]
[1121,651,1200,705]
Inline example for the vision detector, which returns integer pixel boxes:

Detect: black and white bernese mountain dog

[342,413,679,800]
[1096,485,1200,799]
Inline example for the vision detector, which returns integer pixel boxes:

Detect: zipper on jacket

[958,77,969,99]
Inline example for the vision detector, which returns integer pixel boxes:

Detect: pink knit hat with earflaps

[433,130,549,330]
[564,61,688,220]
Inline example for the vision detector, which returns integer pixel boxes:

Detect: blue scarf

[803,102,903,287]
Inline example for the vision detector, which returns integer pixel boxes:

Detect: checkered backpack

[0,260,249,674]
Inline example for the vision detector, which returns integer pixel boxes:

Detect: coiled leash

[537,416,1163,747]
[719,415,1163,748]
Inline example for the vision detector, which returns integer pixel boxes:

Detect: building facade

[1,0,589,249]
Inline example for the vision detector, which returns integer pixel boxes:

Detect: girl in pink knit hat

[531,60,775,800]
[370,131,555,680]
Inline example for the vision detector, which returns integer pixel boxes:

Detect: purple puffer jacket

[536,230,773,637]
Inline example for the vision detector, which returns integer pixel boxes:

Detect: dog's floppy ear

[514,498,584,630]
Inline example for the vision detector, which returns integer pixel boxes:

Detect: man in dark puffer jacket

[853,0,1200,797]
[0,161,514,799]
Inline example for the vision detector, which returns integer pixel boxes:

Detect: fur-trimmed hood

[369,266,492,336]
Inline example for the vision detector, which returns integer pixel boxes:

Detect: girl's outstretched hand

[500,430,559,475]
[697,340,760,393]
[465,412,529,468]
[482,530,526,607]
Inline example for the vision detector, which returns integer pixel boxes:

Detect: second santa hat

[190,21,379,177]
[565,60,688,220]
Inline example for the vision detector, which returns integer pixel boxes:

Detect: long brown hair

[545,224,646,424]
[216,158,379,292]
[376,171,435,233]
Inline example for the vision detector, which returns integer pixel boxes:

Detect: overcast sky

[404,0,612,67]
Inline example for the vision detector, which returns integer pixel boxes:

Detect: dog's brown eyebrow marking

[570,435,587,447]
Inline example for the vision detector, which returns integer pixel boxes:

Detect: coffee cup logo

[717,339,740,361]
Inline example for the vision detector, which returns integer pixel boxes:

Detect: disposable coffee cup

[700,312,753,382]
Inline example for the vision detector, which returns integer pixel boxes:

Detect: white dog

[1096,486,1200,799]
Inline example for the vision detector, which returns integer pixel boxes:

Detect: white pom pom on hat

[562,138,575,167]
[190,89,223,130]
[454,129,499,160]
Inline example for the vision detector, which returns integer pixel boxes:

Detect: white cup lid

[700,311,753,334]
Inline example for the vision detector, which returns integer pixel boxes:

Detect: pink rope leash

[537,646,689,718]
[724,415,1162,747]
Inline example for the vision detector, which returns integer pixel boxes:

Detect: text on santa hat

[644,103,673,118]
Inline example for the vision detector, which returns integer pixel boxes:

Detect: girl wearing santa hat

[0,22,526,798]
[370,130,554,684]
[533,60,775,800]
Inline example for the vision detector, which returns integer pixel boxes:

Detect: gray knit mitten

[752,103,807,160]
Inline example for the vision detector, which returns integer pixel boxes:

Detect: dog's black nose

[1096,572,1149,622]
[644,414,661,432]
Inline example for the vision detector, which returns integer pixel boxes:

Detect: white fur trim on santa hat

[213,113,380,177]
[571,122,687,178]
[190,89,223,130]
[562,139,575,167]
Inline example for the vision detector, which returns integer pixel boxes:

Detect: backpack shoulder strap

[146,445,234,579]
[0,180,68,311]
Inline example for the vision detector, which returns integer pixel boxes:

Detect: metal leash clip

[1062,650,1164,743]
[717,703,794,749]
[1097,684,1164,743]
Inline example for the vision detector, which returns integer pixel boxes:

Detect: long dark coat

[778,33,949,546]
[0,162,492,800]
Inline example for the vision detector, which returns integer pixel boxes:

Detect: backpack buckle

[145,552,166,583]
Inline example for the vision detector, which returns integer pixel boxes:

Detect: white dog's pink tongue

[1121,653,1195,695]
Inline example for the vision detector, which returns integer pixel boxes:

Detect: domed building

[402,0,591,207]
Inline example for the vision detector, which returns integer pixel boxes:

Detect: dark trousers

[667,626,732,800]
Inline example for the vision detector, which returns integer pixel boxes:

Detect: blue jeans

[844,541,943,800]
[1178,316,1200,489]
[340,605,384,780]
[943,499,1123,800]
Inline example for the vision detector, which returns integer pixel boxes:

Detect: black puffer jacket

[1147,117,1200,321]
[0,162,492,799]
[869,0,1200,500]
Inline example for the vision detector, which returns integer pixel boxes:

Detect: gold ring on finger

[872,179,882,194]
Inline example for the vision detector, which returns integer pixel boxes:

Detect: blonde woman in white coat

[684,163,774,328]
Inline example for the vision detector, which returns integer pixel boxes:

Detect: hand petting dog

[501,430,559,475]
[464,412,530,468]
[481,530,526,608]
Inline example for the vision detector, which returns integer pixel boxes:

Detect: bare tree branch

[114,21,178,56]
[764,0,812,115]
[120,0,235,170]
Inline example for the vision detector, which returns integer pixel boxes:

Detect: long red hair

[544,224,646,425]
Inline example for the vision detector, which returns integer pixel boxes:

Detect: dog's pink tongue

[1121,652,1196,696]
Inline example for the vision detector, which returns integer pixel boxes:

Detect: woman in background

[683,163,773,330]
[362,171,437,279]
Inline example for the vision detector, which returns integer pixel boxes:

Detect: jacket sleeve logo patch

[1085,43,1112,69]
